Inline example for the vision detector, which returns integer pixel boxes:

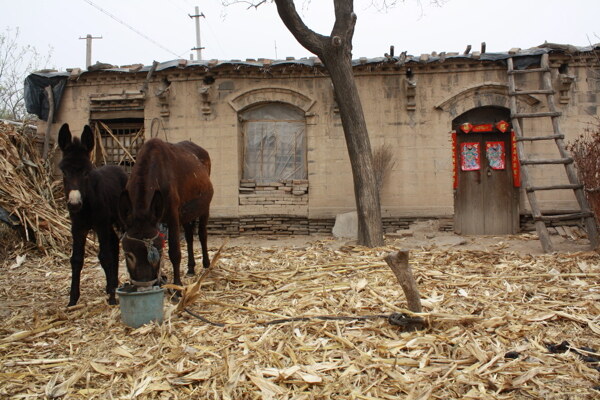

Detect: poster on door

[486,141,505,170]
[461,142,480,171]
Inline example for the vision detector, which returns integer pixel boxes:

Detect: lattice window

[92,119,144,173]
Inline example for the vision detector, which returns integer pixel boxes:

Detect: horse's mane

[129,139,169,211]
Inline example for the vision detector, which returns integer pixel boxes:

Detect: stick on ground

[384,249,422,313]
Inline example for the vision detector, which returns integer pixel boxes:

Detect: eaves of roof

[29,43,600,79]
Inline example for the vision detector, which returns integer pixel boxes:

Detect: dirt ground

[227,220,594,256]
[1,221,599,399]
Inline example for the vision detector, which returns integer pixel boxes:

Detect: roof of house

[30,42,600,79]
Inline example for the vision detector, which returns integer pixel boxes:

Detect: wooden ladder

[507,53,599,252]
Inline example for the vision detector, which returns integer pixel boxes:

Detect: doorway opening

[453,107,520,235]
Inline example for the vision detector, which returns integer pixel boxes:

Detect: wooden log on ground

[385,250,422,312]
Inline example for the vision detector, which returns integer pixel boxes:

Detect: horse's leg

[97,227,120,305]
[68,226,88,307]
[167,216,183,286]
[183,221,196,276]
[198,214,210,269]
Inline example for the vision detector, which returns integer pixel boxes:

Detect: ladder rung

[526,184,583,192]
[507,67,550,74]
[509,89,555,95]
[516,134,564,142]
[520,157,573,165]
[512,112,562,118]
[534,212,594,222]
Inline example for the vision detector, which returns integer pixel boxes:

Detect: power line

[203,17,229,60]
[161,0,227,60]
[81,0,180,59]
[165,0,189,14]
[151,0,199,59]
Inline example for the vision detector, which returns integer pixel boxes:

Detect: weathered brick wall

[239,180,308,206]
[207,216,454,236]
[209,213,586,237]
[207,216,325,236]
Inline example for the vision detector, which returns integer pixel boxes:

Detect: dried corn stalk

[0,121,72,254]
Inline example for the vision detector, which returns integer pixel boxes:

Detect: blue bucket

[116,286,164,328]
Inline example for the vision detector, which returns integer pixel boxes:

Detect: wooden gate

[453,108,519,235]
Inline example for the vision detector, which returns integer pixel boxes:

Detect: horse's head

[58,124,95,213]
[119,189,165,286]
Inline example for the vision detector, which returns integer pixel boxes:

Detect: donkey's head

[58,124,95,213]
[119,189,165,286]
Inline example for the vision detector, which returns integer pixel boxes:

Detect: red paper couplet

[511,131,521,187]
[452,131,458,188]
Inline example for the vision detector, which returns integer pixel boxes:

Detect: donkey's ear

[81,125,95,152]
[118,190,133,227]
[58,124,71,151]
[150,190,165,223]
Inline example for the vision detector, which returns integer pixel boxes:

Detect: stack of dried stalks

[0,121,71,254]
[1,235,598,399]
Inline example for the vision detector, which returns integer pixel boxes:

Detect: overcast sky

[3,0,600,71]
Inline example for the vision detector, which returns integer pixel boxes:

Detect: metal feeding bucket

[116,285,164,328]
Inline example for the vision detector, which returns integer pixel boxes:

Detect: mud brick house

[25,43,600,238]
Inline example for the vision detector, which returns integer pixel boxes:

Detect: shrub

[567,118,600,227]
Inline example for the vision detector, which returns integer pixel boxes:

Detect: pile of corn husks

[0,121,71,254]
[1,234,598,399]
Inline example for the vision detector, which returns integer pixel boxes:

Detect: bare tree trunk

[324,54,383,246]
[274,0,384,246]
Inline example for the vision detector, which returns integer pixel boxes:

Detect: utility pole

[79,34,102,68]
[189,7,205,61]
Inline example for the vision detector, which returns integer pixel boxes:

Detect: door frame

[452,107,520,235]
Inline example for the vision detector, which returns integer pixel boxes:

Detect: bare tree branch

[0,28,53,120]
[273,0,328,55]
[221,0,269,10]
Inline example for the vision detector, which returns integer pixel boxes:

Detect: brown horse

[58,124,128,306]
[118,138,213,287]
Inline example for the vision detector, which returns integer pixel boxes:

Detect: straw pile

[0,121,71,254]
[1,235,598,399]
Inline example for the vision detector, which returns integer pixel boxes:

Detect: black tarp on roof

[24,72,69,121]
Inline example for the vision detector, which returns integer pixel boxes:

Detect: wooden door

[453,109,519,235]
